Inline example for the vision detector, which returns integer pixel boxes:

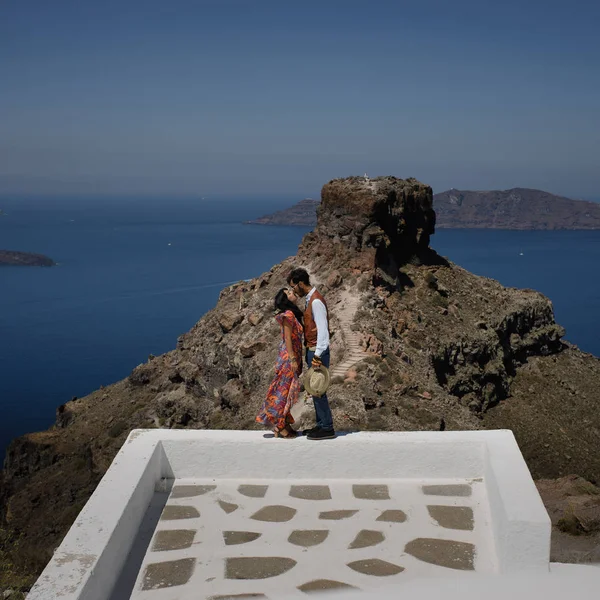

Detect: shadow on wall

[110,482,173,600]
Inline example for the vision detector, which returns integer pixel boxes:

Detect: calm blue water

[1,199,599,461]
[0,197,310,461]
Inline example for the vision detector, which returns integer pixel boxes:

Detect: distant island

[0,250,55,266]
[435,188,600,229]
[244,198,320,226]
[244,188,600,230]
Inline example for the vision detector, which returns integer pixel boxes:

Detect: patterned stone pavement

[127,478,496,599]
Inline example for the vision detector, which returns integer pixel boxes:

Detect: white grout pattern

[128,477,497,600]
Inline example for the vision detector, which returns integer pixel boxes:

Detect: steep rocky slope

[2,176,600,592]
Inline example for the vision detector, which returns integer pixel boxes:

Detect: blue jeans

[306,348,334,431]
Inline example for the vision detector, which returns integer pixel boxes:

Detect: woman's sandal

[285,424,298,438]
[273,425,297,439]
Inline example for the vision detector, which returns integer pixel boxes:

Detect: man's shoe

[303,426,320,437]
[307,428,336,440]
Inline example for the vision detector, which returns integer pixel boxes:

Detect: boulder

[219,378,247,412]
[154,388,200,427]
[218,311,244,333]
[129,362,156,386]
[239,341,267,358]
[537,475,600,534]
[361,334,384,356]
[174,361,201,383]
[247,312,263,326]
[327,271,343,288]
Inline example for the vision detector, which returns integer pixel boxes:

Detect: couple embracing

[256,268,335,441]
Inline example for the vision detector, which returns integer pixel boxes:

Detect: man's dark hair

[287,268,310,286]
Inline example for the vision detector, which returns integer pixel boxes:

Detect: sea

[1,197,599,462]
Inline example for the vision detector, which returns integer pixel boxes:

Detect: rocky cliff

[2,175,600,592]
[244,187,600,230]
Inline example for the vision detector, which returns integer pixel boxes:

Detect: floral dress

[256,310,303,430]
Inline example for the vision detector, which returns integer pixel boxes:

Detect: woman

[256,288,303,438]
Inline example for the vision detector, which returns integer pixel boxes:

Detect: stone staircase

[330,292,365,379]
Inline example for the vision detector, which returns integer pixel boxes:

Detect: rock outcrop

[1,175,600,593]
[299,176,436,279]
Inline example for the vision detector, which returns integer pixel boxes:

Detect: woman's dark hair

[274,288,303,324]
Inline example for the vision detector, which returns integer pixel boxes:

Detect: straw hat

[303,365,331,397]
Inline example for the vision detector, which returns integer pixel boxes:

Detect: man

[287,268,335,440]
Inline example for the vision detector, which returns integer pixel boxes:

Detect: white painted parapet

[27,436,166,600]
[482,432,551,572]
[27,430,552,600]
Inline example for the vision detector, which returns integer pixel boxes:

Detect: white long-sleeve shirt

[305,287,330,358]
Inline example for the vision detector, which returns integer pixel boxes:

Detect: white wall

[27,437,165,600]
[26,429,552,600]
[482,433,551,572]
[160,430,486,479]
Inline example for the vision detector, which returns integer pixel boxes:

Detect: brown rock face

[300,176,436,282]
[319,176,433,241]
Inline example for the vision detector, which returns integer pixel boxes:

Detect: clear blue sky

[1,0,599,198]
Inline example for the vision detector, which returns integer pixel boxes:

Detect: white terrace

[27,430,598,600]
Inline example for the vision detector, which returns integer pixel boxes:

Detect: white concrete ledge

[27,429,552,600]
[482,432,551,572]
[160,430,487,479]
[28,438,166,600]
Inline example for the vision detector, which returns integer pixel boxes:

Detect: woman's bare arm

[283,320,298,373]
